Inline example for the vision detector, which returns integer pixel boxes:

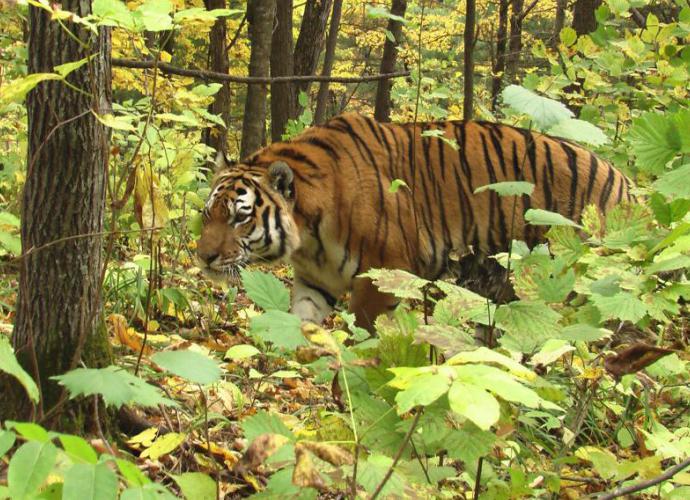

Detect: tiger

[196,112,633,332]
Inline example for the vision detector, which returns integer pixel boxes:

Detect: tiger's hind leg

[349,277,399,333]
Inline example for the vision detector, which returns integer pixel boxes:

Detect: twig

[592,457,690,500]
[474,456,484,498]
[370,409,423,500]
[112,58,409,84]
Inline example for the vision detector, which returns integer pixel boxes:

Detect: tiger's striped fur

[197,112,633,331]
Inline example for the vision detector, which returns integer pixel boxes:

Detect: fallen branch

[594,457,690,500]
[112,58,409,84]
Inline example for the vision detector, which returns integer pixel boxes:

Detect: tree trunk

[505,0,525,83]
[572,0,601,36]
[463,0,477,121]
[491,0,509,110]
[374,0,408,123]
[293,0,333,108]
[314,0,343,124]
[202,0,232,156]
[552,0,567,49]
[2,0,112,424]
[241,0,276,158]
[270,0,295,142]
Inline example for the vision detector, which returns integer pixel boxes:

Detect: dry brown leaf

[349,357,381,368]
[331,369,345,412]
[300,441,353,466]
[292,444,326,491]
[238,433,290,471]
[295,346,334,364]
[604,343,675,379]
[108,314,152,355]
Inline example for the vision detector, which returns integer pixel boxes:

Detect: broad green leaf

[501,85,573,129]
[134,0,174,32]
[0,73,62,105]
[653,164,690,199]
[116,459,150,487]
[591,292,647,324]
[54,56,93,78]
[629,112,681,175]
[525,208,581,228]
[366,6,407,23]
[172,472,216,500]
[58,434,98,464]
[0,430,16,457]
[495,301,562,353]
[62,463,118,500]
[389,178,409,193]
[548,119,609,146]
[454,364,545,408]
[93,112,136,131]
[394,373,451,413]
[448,381,500,430]
[92,0,136,29]
[151,350,221,385]
[0,336,39,402]
[0,231,21,254]
[474,181,535,197]
[558,324,612,342]
[8,441,58,500]
[560,27,577,47]
[356,454,406,498]
[241,411,294,443]
[448,346,535,380]
[224,344,260,360]
[575,446,618,480]
[0,212,20,227]
[4,422,50,443]
[360,268,430,300]
[121,484,177,500]
[140,432,186,460]
[250,310,306,350]
[415,324,475,357]
[240,269,290,312]
[445,423,496,464]
[52,366,176,409]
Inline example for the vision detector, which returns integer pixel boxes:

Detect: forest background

[0,0,690,498]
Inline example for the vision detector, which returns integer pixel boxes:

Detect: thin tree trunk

[491,0,509,110]
[552,0,567,49]
[374,0,408,122]
[241,0,276,158]
[463,0,476,121]
[505,0,525,83]
[202,0,231,156]
[270,0,295,142]
[314,0,343,124]
[1,0,112,424]
[293,0,333,110]
[572,0,602,36]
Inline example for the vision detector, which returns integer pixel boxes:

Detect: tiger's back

[199,112,633,330]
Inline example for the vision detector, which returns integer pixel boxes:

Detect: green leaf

[58,435,98,464]
[0,430,16,457]
[448,346,536,380]
[172,473,216,500]
[360,268,430,300]
[224,344,260,361]
[241,411,294,443]
[548,119,610,146]
[455,364,544,408]
[448,381,500,430]
[356,454,406,498]
[445,423,496,465]
[8,441,58,500]
[474,181,535,197]
[54,56,93,78]
[4,422,50,443]
[250,310,306,350]
[394,373,451,413]
[560,27,577,47]
[93,112,136,131]
[52,366,176,409]
[92,0,136,29]
[0,73,63,106]
[0,212,20,227]
[134,0,174,32]
[495,301,562,353]
[653,164,690,199]
[62,463,118,500]
[116,459,150,487]
[558,324,611,342]
[366,6,407,23]
[0,336,39,402]
[141,432,186,460]
[591,292,647,324]
[501,85,573,130]
[389,178,409,193]
[120,484,176,500]
[0,231,21,254]
[151,350,221,385]
[629,113,681,175]
[525,208,581,228]
[240,269,290,312]
[173,8,243,23]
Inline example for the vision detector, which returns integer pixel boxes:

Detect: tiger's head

[196,154,301,282]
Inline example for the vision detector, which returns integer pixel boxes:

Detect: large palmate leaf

[8,441,58,500]
[151,350,222,385]
[62,463,119,500]
[250,310,306,350]
[502,85,573,129]
[241,269,291,312]
[548,119,610,146]
[653,164,690,199]
[629,112,682,175]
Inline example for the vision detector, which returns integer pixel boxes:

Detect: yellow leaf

[141,432,187,460]
[127,427,159,448]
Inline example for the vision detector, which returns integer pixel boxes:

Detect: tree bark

[202,0,232,156]
[270,0,295,142]
[505,0,525,84]
[374,0,407,123]
[293,0,333,108]
[314,0,343,124]
[572,0,602,36]
[463,0,477,121]
[241,0,276,158]
[2,0,112,423]
[552,0,567,49]
[491,0,509,110]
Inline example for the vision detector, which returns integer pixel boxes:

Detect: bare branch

[594,457,690,500]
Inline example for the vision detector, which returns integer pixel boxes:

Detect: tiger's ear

[268,161,294,199]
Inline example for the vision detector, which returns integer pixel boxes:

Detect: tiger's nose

[199,252,219,266]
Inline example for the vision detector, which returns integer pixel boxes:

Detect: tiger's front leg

[291,276,340,325]
[349,277,399,333]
